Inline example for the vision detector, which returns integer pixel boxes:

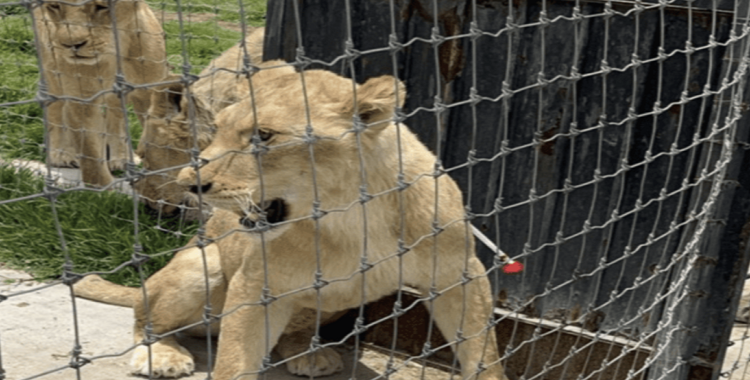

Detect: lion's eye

[94,4,108,12]
[46,3,60,12]
[255,129,273,143]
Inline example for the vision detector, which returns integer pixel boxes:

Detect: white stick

[470,224,515,264]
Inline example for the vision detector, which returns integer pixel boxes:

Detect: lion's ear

[351,76,405,132]
[149,74,185,119]
[182,95,216,149]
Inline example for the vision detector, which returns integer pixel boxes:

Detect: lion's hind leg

[131,244,225,378]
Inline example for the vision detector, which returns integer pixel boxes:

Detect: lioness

[74,208,344,378]
[175,67,509,380]
[135,28,268,216]
[34,0,167,186]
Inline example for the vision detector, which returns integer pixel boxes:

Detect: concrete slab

[735,273,750,324]
[721,268,750,379]
[0,269,451,380]
[722,325,750,380]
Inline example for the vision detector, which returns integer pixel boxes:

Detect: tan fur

[34,0,167,186]
[175,68,509,380]
[74,208,344,378]
[134,28,273,215]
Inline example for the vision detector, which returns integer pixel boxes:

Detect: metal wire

[1,1,750,380]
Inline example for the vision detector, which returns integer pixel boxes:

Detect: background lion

[175,65,510,380]
[34,0,167,186]
[134,27,269,217]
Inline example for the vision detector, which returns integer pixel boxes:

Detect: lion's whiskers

[231,191,257,215]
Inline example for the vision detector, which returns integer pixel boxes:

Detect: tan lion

[34,0,167,186]
[74,208,345,378]
[175,66,509,380]
[134,27,269,216]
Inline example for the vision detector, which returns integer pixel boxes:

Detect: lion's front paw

[285,347,343,377]
[108,158,126,172]
[108,154,140,172]
[107,139,140,172]
[130,343,195,378]
[48,149,79,168]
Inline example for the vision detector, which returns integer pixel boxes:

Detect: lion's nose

[189,182,212,194]
[62,40,87,50]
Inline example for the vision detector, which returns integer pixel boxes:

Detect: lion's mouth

[64,53,100,64]
[240,198,287,231]
[73,54,96,59]
[54,46,100,61]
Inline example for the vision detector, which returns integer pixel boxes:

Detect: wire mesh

[1,1,750,380]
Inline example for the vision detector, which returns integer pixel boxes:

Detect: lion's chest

[263,230,418,312]
[294,254,409,312]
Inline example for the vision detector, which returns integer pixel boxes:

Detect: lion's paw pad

[130,344,195,378]
[286,347,343,377]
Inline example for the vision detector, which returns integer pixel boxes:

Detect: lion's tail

[73,274,138,308]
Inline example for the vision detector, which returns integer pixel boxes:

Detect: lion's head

[37,0,149,68]
[133,75,216,216]
[134,29,268,217]
[175,67,406,237]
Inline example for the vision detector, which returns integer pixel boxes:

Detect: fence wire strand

[2,1,750,380]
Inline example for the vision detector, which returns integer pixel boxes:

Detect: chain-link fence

[2,1,750,380]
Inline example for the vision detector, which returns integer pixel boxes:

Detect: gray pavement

[721,274,750,380]
[0,268,450,380]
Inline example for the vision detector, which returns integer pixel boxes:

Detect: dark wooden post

[264,1,749,378]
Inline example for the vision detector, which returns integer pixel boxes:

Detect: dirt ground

[0,268,455,380]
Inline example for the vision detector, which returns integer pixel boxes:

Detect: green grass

[0,165,199,286]
[0,16,46,162]
[0,0,264,285]
[147,0,266,26]
[0,3,263,162]
[163,20,243,73]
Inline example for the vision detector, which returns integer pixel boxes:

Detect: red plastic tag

[502,261,524,274]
